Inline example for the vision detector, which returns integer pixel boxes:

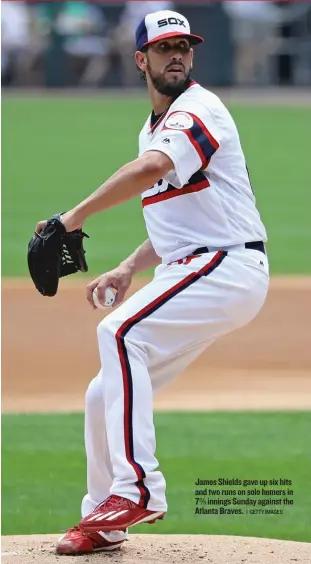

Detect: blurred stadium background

[2,0,311,87]
[2,0,311,551]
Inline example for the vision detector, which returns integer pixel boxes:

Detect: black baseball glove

[27,213,89,297]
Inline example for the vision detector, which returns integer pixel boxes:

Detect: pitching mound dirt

[2,534,311,564]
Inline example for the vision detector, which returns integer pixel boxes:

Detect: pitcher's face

[136,38,193,96]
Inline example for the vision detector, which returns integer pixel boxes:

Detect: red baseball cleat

[56,525,126,555]
[79,495,165,533]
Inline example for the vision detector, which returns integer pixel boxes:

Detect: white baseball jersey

[139,81,267,263]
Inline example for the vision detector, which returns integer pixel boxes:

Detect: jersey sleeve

[144,102,221,188]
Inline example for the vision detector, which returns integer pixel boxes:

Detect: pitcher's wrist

[119,259,136,276]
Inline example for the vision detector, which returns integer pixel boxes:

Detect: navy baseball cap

[136,10,204,51]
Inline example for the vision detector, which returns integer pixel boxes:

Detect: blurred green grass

[2,411,311,541]
[2,98,310,275]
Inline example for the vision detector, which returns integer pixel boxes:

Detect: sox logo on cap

[158,17,186,28]
[136,10,204,51]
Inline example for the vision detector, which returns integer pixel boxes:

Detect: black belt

[192,241,266,256]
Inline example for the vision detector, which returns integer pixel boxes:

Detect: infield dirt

[2,276,311,413]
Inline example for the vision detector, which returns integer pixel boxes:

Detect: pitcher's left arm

[35,151,173,234]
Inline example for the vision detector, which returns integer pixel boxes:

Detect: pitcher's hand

[86,265,133,309]
[35,209,83,235]
[34,219,48,235]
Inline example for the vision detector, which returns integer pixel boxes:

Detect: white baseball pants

[81,248,269,523]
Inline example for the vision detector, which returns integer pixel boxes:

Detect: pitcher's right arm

[120,238,161,275]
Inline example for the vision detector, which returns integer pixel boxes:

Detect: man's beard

[147,60,192,97]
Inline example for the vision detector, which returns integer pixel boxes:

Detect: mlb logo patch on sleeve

[164,112,194,130]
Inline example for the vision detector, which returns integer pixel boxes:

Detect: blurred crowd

[2,1,311,88]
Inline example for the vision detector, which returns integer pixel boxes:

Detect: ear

[135,50,147,73]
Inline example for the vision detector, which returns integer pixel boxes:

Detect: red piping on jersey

[183,129,208,168]
[142,178,209,207]
[149,110,168,134]
[190,113,219,150]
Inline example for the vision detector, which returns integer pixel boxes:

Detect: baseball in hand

[93,286,117,309]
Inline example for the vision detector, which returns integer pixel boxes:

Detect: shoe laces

[101,495,136,511]
[63,525,81,533]
[64,525,94,539]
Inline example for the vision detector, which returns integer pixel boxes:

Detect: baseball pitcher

[35,10,269,555]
